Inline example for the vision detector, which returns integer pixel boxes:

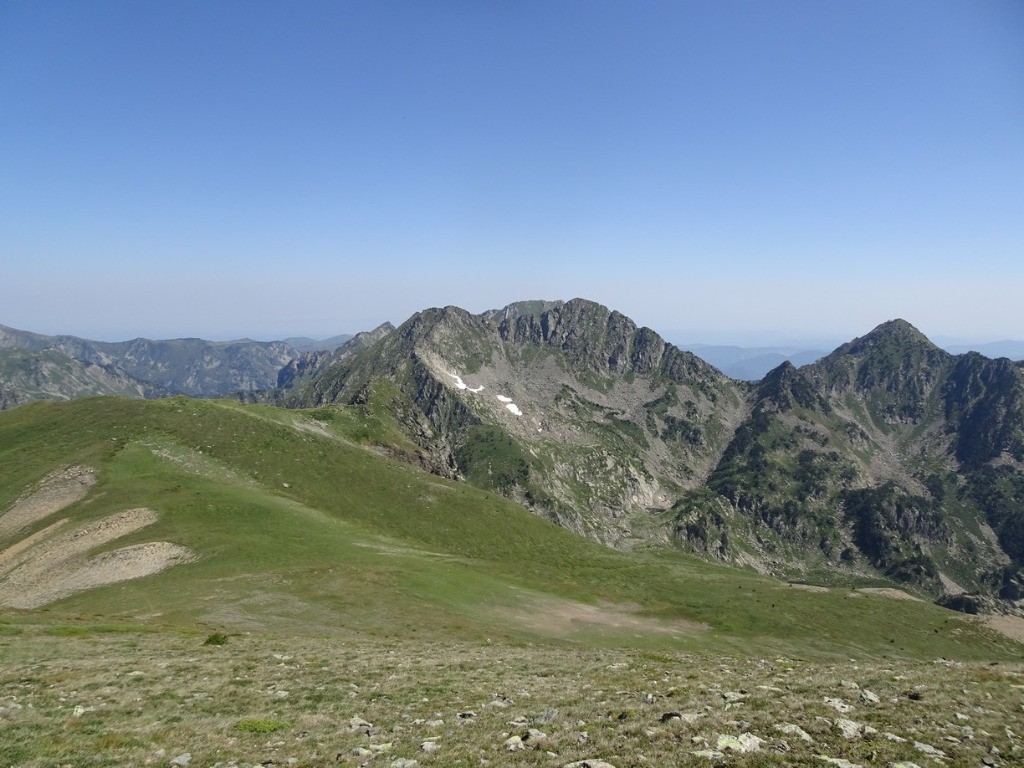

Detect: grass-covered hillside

[1,395,1019,659]
[2,396,1023,767]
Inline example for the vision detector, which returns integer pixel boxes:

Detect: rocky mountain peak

[812,319,951,418]
[844,318,941,356]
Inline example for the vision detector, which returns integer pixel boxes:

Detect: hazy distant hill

[944,340,1024,361]
[0,347,162,409]
[682,340,1024,381]
[0,324,298,401]
[281,333,354,353]
[679,344,829,380]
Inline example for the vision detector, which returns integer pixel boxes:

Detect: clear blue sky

[2,1,1022,344]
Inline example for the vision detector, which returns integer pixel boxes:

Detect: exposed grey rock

[504,735,524,751]
[913,741,947,758]
[834,718,863,739]
[817,757,862,768]
[563,761,617,768]
[716,733,763,752]
[823,697,853,713]
[169,754,192,767]
[347,716,373,732]
[775,723,814,743]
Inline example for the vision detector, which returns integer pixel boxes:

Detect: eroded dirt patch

[495,590,708,640]
[0,465,95,542]
[0,507,195,609]
[0,518,70,573]
[787,582,830,593]
[855,587,923,601]
[981,614,1024,644]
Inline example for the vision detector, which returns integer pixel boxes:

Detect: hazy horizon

[3,2,1021,344]
[4,300,1022,354]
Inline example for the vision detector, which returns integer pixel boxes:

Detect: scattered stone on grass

[716,732,763,752]
[775,722,814,743]
[824,697,853,713]
[913,741,947,758]
[817,757,862,768]
[347,716,372,732]
[835,718,863,739]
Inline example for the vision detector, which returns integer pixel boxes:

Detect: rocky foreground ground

[1,626,1022,767]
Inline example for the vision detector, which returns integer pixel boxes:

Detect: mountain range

[678,340,1024,381]
[2,301,1022,614]
[0,324,344,406]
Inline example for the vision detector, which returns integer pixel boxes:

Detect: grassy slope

[0,397,1019,661]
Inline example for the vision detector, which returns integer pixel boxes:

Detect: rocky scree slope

[285,304,1024,610]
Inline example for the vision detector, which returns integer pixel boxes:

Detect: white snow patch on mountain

[496,395,513,403]
[449,373,484,393]
[505,403,523,416]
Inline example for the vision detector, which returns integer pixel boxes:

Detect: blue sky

[2,1,1022,344]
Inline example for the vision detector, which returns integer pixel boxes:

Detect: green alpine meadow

[2,374,1023,766]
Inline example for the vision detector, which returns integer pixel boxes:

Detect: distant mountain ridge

[278,300,1024,612]
[681,338,1024,381]
[0,324,355,404]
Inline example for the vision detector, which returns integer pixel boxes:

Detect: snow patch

[496,395,513,403]
[505,403,523,416]
[449,373,484,393]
